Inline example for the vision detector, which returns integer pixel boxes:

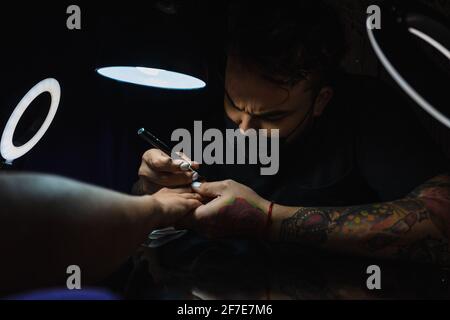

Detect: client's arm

[0,173,201,295]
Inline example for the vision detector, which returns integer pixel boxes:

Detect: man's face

[224,55,327,139]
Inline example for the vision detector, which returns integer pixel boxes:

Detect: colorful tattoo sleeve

[279,174,450,266]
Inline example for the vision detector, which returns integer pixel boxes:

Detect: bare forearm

[272,175,450,266]
[0,173,160,294]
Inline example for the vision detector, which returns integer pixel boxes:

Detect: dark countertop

[123,232,450,300]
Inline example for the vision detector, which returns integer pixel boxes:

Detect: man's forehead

[226,63,310,112]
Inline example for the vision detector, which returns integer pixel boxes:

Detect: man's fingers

[158,187,193,193]
[191,181,229,197]
[177,152,200,171]
[186,199,203,210]
[179,193,203,201]
[190,162,201,170]
[139,168,195,187]
[140,149,200,188]
[193,196,224,217]
[177,197,203,213]
[140,169,195,187]
[144,149,190,173]
[157,188,207,201]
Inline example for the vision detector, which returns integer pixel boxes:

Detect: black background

[0,1,227,192]
[1,1,449,193]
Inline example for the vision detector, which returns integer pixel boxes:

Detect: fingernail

[180,162,191,171]
[192,171,200,181]
[192,172,199,181]
[173,159,184,166]
[192,181,202,189]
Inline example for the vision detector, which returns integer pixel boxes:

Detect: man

[0,173,201,295]
[135,2,450,265]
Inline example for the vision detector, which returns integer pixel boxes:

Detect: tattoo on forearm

[341,200,430,251]
[408,174,450,199]
[279,174,450,265]
[279,208,333,245]
[408,174,450,237]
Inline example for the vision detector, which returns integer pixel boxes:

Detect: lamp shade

[94,3,208,90]
[96,66,206,90]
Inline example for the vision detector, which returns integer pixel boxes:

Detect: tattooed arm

[274,174,450,265]
[189,175,450,266]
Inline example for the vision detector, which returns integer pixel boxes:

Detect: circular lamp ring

[367,17,450,129]
[1,78,61,163]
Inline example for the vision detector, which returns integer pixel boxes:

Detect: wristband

[265,202,275,240]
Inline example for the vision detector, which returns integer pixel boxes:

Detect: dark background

[0,0,449,193]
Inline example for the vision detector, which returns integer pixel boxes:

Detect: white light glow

[367,19,450,129]
[137,67,160,77]
[97,66,206,90]
[1,78,61,163]
[409,27,450,60]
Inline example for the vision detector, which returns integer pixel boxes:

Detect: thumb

[191,181,226,198]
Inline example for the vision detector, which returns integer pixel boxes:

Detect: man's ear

[313,86,334,117]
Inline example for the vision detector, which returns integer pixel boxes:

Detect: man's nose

[239,113,259,133]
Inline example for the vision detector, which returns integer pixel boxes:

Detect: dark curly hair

[227,1,346,88]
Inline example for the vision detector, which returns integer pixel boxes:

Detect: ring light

[367,8,450,129]
[1,78,61,163]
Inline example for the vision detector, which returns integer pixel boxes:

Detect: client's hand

[179,180,271,239]
[148,187,203,228]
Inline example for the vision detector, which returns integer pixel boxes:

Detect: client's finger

[191,181,227,198]
[179,193,203,201]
